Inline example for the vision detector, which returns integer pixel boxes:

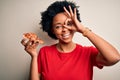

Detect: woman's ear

[51,27,53,33]
[51,28,55,34]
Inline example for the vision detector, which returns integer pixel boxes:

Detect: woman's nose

[62,25,68,32]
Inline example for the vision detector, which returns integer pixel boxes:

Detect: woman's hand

[21,39,39,58]
[63,6,85,33]
[21,38,41,80]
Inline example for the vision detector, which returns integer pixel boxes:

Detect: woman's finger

[74,8,77,19]
[69,6,73,17]
[65,18,71,25]
[32,42,39,48]
[63,7,71,17]
[21,39,27,46]
[25,39,33,47]
[63,24,72,30]
[64,18,77,31]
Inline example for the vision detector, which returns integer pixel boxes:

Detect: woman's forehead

[53,12,69,25]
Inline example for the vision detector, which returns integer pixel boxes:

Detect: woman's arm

[21,39,40,80]
[30,56,40,80]
[64,6,120,66]
[82,28,120,66]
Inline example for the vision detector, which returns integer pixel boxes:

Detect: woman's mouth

[62,33,70,39]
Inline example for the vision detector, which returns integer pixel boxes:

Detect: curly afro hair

[40,0,81,39]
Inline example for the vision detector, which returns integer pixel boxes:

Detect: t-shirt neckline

[54,44,78,55]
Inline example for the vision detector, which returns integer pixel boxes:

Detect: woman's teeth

[62,33,70,38]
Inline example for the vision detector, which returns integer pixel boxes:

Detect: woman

[21,1,120,80]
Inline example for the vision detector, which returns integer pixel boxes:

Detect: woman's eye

[55,26,62,29]
[67,21,73,26]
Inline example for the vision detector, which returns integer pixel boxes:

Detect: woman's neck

[57,42,76,53]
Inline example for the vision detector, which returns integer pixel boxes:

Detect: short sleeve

[90,46,103,69]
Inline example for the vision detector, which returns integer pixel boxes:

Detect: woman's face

[52,12,75,43]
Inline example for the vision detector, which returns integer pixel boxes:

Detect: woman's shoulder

[38,44,57,56]
[76,43,96,50]
[40,44,56,51]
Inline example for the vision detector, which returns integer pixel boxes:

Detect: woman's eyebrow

[53,23,62,26]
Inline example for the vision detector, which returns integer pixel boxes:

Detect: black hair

[40,0,81,39]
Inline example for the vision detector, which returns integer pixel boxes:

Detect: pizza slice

[23,32,44,44]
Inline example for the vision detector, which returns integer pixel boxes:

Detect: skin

[52,12,76,52]
[21,6,120,80]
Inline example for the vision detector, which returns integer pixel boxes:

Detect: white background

[0,0,120,80]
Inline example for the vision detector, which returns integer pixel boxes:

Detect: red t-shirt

[37,44,103,80]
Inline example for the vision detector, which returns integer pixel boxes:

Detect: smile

[62,33,70,39]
